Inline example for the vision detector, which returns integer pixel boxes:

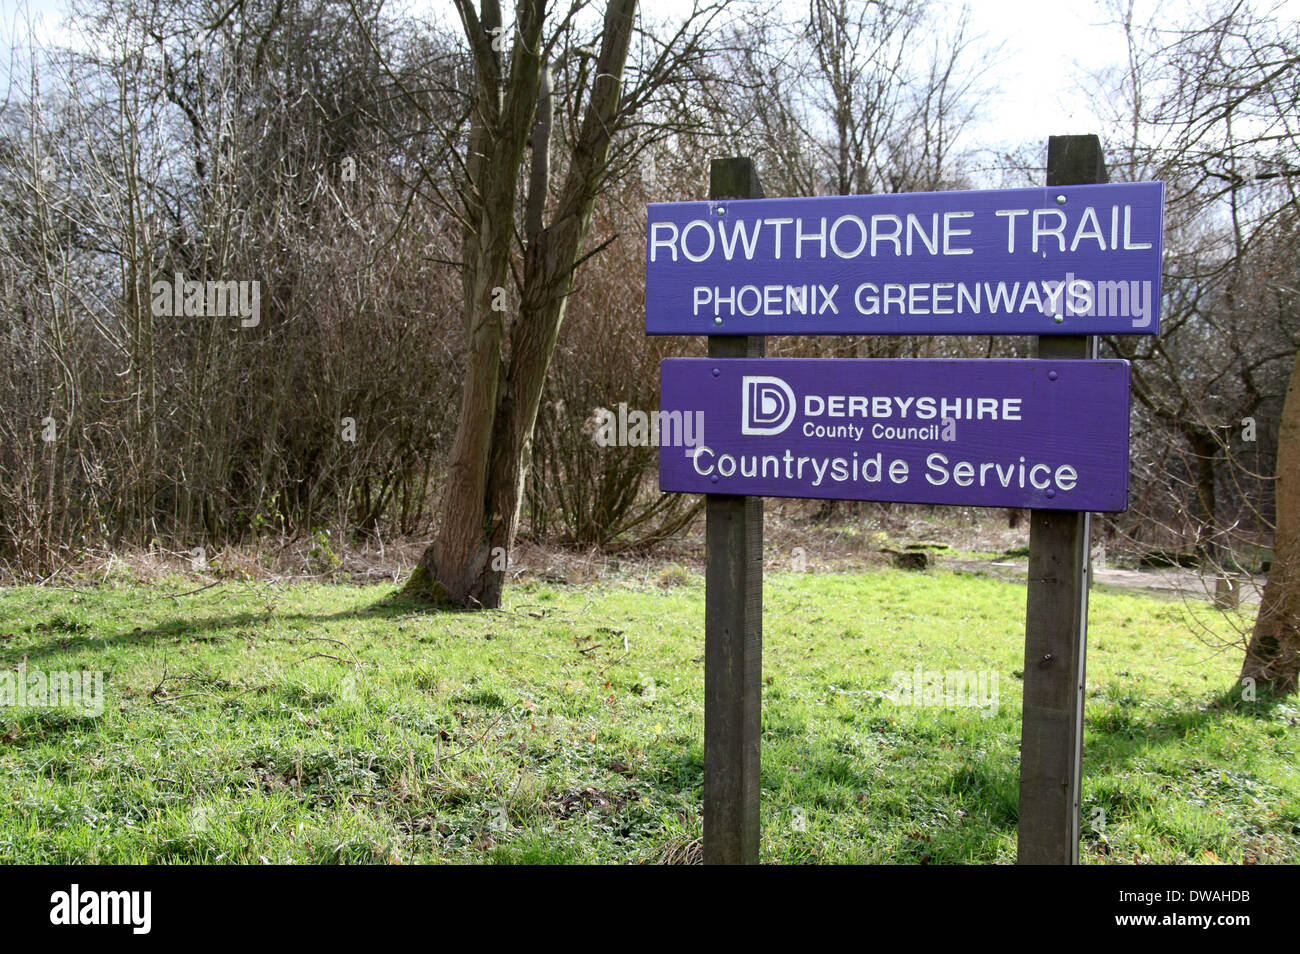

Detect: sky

[4,0,1297,163]
[959,0,1129,148]
[2,0,64,45]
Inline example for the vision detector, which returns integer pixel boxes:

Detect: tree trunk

[402,0,637,608]
[399,0,544,607]
[1241,345,1300,695]
[1187,427,1220,566]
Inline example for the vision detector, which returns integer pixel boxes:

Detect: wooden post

[704,157,764,864]
[1017,135,1108,864]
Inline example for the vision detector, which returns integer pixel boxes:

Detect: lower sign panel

[659,358,1130,511]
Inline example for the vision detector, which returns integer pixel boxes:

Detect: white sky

[961,0,1127,147]
[1,0,64,43]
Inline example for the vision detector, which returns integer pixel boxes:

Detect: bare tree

[1245,338,1300,692]
[0,0,473,575]
[400,0,726,607]
[1091,0,1299,691]
[721,0,993,198]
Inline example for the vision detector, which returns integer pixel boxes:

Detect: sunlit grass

[0,568,1293,864]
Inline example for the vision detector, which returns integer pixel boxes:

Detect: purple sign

[659,358,1131,511]
[646,182,1163,336]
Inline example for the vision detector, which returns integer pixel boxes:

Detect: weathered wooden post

[1017,134,1109,864]
[704,157,765,865]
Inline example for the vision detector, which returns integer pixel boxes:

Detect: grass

[0,567,1295,864]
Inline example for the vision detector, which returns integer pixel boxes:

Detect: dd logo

[741,375,795,435]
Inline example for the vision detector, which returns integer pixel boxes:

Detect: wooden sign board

[659,357,1131,511]
[646,182,1164,336]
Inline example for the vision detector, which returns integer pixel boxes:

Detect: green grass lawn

[0,567,1295,864]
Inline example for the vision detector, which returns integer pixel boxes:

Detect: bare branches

[716,0,994,198]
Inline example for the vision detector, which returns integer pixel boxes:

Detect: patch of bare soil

[39,506,1258,608]
[944,555,1265,605]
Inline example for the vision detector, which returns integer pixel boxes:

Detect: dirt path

[943,556,1265,606]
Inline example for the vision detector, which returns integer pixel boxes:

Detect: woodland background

[0,0,1295,581]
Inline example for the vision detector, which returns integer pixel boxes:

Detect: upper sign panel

[645,182,1163,336]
